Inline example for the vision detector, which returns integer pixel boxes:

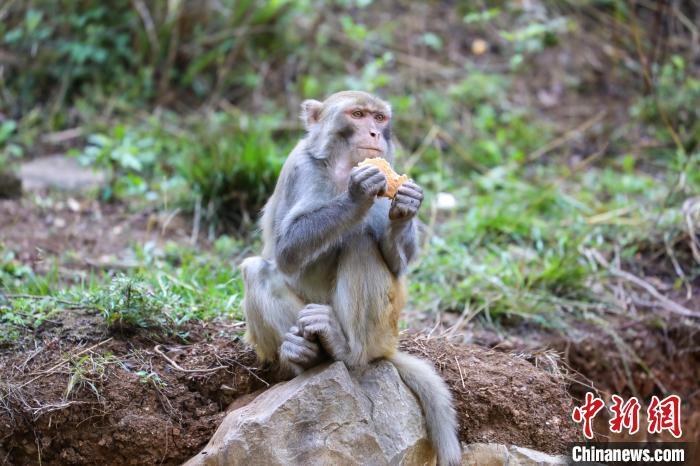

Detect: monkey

[240,91,461,466]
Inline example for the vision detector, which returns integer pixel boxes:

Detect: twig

[585,206,636,225]
[329,31,460,79]
[527,110,607,162]
[446,302,487,338]
[568,142,609,175]
[682,196,700,265]
[191,196,201,245]
[404,124,439,172]
[131,0,160,60]
[455,356,465,389]
[664,235,691,300]
[18,344,44,371]
[153,345,226,373]
[436,128,485,173]
[160,208,181,237]
[587,249,700,318]
[214,353,269,387]
[15,339,114,391]
[30,400,88,417]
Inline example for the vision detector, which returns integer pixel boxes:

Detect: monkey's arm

[378,181,423,276]
[379,218,419,276]
[275,165,387,274]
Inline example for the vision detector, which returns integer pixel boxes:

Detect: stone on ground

[185,361,434,466]
[19,155,105,191]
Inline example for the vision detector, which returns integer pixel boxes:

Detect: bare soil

[1,197,194,275]
[401,333,578,454]
[563,320,700,443]
[462,309,700,444]
[0,311,270,466]
[0,312,578,465]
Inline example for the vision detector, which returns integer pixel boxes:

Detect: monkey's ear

[300,99,323,130]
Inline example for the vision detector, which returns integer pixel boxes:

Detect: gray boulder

[461,443,568,465]
[185,361,434,466]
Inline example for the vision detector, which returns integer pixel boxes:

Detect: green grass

[1,1,698,344]
[0,235,250,343]
[409,161,697,327]
[2,151,695,344]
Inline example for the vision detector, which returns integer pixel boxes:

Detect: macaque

[241,91,460,465]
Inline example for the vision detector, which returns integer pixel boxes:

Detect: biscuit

[357,157,408,199]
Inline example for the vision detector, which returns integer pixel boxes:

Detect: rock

[18,155,105,191]
[508,445,569,465]
[461,443,509,466]
[0,171,22,199]
[185,361,435,466]
[461,443,568,466]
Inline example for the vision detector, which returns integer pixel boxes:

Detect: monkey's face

[337,105,391,162]
[301,91,393,165]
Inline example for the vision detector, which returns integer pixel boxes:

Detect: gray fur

[241,91,460,465]
[389,352,462,466]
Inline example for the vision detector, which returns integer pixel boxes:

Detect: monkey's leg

[299,236,398,368]
[240,257,322,376]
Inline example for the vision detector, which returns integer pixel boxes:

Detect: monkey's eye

[351,110,364,118]
[374,113,385,122]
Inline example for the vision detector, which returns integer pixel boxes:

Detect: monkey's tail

[388,351,461,466]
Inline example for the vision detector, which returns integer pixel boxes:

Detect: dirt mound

[1,311,577,465]
[466,314,700,444]
[0,312,271,465]
[401,333,577,454]
[562,321,700,443]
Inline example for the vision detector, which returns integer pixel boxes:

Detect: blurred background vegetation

[0,0,698,345]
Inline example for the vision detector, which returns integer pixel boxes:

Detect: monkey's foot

[297,304,350,360]
[279,325,323,374]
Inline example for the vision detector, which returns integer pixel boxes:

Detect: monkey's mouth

[358,147,383,153]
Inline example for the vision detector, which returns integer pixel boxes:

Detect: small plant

[65,353,122,400]
[73,111,290,227]
[0,248,34,289]
[90,274,181,331]
[631,55,700,156]
[175,112,290,228]
[73,122,175,201]
[135,370,166,389]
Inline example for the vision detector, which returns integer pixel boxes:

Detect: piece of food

[357,157,408,199]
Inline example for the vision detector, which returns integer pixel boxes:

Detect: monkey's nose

[369,130,378,139]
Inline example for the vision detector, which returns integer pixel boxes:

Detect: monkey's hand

[279,325,323,375]
[389,180,423,221]
[297,304,350,361]
[348,165,388,204]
